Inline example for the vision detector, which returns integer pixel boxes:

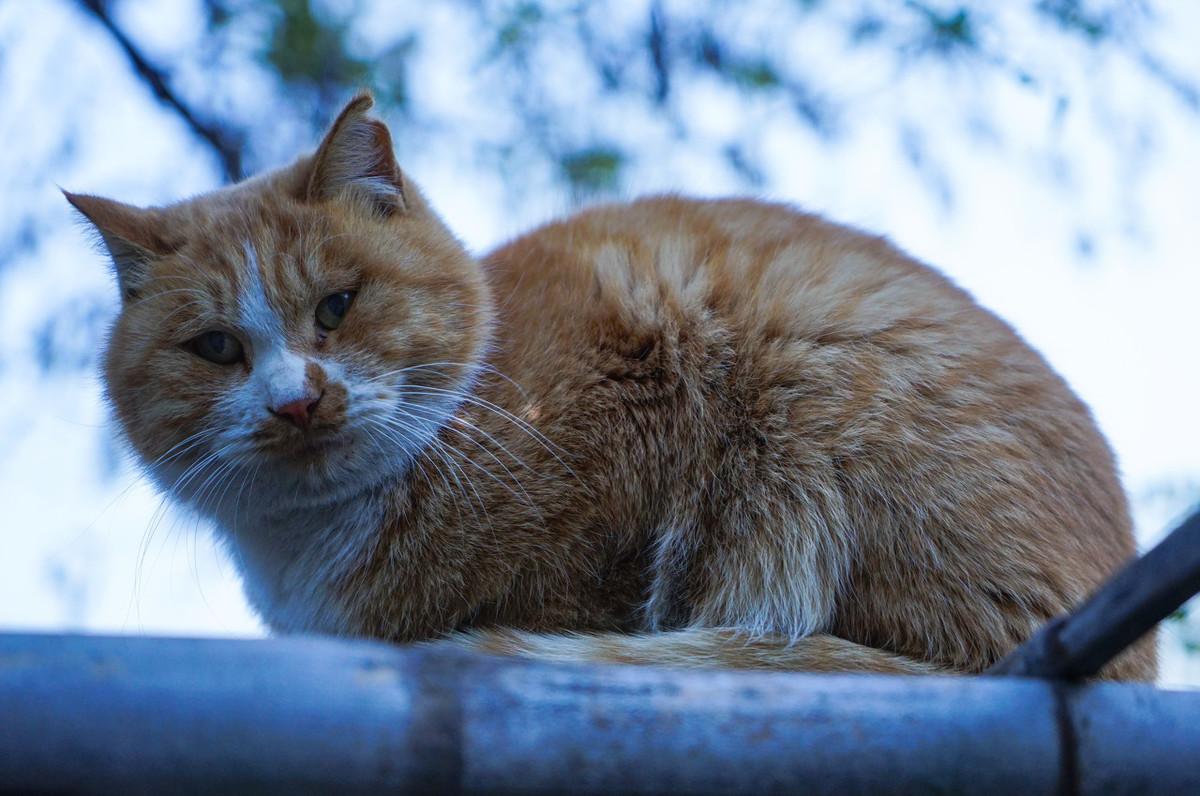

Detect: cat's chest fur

[216,492,385,635]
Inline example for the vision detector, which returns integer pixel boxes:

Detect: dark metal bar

[989,508,1200,679]
[1,633,1198,795]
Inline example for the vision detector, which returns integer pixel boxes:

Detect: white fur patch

[238,240,285,344]
[238,240,314,409]
[256,348,312,409]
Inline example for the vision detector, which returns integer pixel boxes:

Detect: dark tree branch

[990,509,1200,679]
[75,0,243,182]
[648,1,670,105]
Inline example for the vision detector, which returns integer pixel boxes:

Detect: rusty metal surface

[0,633,1195,795]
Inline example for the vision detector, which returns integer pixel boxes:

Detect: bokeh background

[1,0,1197,684]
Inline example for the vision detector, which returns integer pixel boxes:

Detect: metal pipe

[1,633,1197,795]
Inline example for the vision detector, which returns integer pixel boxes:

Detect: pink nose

[270,394,321,429]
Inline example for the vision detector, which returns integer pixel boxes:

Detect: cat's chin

[264,429,356,463]
[255,439,411,508]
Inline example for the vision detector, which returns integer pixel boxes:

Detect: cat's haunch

[67,93,1156,680]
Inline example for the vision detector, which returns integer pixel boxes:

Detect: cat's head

[67,94,492,513]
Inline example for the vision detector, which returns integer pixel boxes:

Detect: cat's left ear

[306,92,407,217]
[63,191,172,302]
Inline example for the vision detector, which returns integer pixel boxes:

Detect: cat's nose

[269,393,322,429]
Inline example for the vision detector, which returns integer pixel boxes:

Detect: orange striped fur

[67,94,1155,679]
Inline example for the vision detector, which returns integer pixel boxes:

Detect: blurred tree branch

[75,0,244,181]
[64,0,1200,204]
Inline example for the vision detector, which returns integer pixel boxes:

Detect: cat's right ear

[306,92,407,217]
[63,191,170,301]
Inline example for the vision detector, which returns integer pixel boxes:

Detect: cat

[66,93,1155,679]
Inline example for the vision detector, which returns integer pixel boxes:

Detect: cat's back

[490,195,981,332]
[482,196,1150,678]
[483,197,1117,498]
[485,195,1021,391]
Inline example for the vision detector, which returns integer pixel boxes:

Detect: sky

[0,0,1197,685]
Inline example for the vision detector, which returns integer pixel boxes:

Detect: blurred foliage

[561,146,625,196]
[34,295,111,373]
[265,0,371,91]
[66,0,1198,197]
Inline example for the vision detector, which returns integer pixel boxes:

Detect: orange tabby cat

[67,94,1154,679]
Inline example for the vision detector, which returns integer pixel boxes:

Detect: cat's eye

[189,330,244,365]
[316,291,355,331]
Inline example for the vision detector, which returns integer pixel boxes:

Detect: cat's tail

[443,627,945,675]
